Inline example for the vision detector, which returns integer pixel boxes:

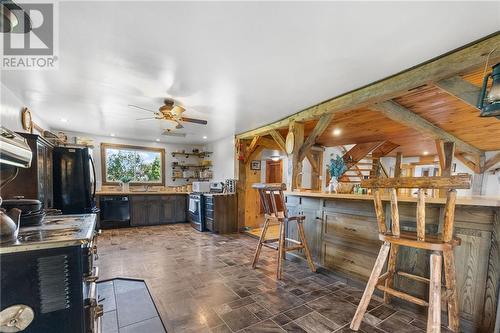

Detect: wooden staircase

[338,141,399,183]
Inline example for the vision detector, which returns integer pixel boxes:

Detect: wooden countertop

[284,191,500,207]
[97,191,189,195]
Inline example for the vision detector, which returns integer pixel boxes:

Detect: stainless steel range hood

[0,127,32,168]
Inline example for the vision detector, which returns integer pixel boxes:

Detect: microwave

[192,181,211,193]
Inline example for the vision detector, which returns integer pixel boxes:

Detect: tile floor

[97,224,447,333]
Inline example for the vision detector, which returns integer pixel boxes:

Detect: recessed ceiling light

[332,128,342,136]
[202,136,207,139]
[110,133,115,137]
[60,118,68,122]
[155,138,160,142]
[423,151,429,155]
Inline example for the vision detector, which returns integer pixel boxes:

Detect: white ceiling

[2,1,499,144]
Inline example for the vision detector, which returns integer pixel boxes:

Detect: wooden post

[236,139,249,231]
[416,189,426,241]
[288,121,304,190]
[373,189,387,234]
[427,252,442,333]
[394,152,403,177]
[439,142,455,198]
[442,189,457,242]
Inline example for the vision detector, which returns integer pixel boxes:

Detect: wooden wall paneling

[237,139,249,231]
[481,208,499,332]
[244,146,265,229]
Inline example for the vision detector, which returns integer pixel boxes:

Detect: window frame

[100,143,166,186]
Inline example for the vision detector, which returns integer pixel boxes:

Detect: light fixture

[155,138,160,142]
[202,136,207,139]
[60,118,67,123]
[332,128,342,136]
[110,133,115,137]
[423,151,429,156]
[270,155,281,162]
[478,62,500,118]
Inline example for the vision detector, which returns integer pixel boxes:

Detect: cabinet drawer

[205,208,214,219]
[205,217,214,232]
[323,241,376,280]
[323,210,379,244]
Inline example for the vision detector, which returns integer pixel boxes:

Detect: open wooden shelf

[171,152,212,158]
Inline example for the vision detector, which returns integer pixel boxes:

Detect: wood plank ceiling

[278,67,500,156]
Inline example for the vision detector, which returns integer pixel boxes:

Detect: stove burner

[17,227,80,243]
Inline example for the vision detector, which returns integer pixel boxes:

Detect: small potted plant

[120,176,132,192]
[327,154,346,193]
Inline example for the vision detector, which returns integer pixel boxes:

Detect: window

[101,143,165,185]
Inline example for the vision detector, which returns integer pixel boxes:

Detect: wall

[205,135,236,182]
[1,83,49,132]
[63,131,206,189]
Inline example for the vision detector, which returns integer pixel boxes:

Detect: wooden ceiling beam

[372,141,400,158]
[243,136,260,164]
[298,113,334,162]
[434,76,481,108]
[236,33,500,139]
[257,137,280,150]
[269,130,287,152]
[305,151,318,173]
[371,100,482,156]
[482,152,500,172]
[455,153,482,174]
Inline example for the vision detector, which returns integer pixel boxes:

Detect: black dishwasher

[99,196,130,228]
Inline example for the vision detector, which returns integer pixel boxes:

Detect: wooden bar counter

[284,191,499,333]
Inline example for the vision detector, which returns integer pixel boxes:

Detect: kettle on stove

[0,197,22,243]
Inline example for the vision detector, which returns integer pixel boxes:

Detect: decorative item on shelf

[57,132,68,144]
[75,136,93,146]
[201,160,212,166]
[192,148,199,153]
[120,176,132,192]
[250,160,261,170]
[336,182,354,194]
[327,154,346,193]
[21,107,33,133]
[478,61,500,118]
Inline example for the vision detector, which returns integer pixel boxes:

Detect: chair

[350,175,471,333]
[251,183,316,280]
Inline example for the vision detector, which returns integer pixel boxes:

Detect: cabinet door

[130,196,149,226]
[37,143,47,207]
[45,147,53,208]
[301,207,322,263]
[160,196,176,224]
[173,195,187,222]
[147,196,161,225]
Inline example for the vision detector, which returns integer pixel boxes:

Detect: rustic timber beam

[305,151,318,173]
[455,153,482,174]
[256,137,280,150]
[236,33,500,139]
[269,130,287,152]
[244,136,260,164]
[482,152,500,172]
[288,121,304,190]
[435,140,446,170]
[298,113,334,162]
[372,100,482,156]
[434,76,481,108]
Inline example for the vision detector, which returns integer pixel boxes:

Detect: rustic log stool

[350,175,472,333]
[251,183,316,280]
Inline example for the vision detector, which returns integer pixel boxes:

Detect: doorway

[266,159,283,183]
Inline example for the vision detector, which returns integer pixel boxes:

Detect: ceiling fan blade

[128,104,157,113]
[136,117,157,121]
[175,120,184,129]
[181,117,208,125]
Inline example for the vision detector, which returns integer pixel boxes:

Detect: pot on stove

[0,198,22,243]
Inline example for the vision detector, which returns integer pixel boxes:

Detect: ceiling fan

[129,98,207,129]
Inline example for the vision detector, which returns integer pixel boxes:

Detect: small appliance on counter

[209,182,224,193]
[225,179,237,194]
[192,181,211,193]
[0,197,62,227]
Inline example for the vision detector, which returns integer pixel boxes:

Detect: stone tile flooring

[97,224,440,333]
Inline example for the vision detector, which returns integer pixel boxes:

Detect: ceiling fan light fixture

[171,105,185,117]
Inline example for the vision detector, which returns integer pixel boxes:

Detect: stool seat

[379,232,461,251]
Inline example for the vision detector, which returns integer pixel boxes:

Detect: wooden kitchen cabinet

[130,194,187,226]
[203,194,237,234]
[2,133,54,208]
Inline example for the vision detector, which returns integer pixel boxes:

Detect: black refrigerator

[53,147,98,214]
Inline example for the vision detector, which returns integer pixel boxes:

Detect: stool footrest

[285,245,305,252]
[262,243,278,251]
[397,271,431,284]
[376,285,429,307]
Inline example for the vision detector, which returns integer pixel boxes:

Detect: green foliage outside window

[105,148,162,183]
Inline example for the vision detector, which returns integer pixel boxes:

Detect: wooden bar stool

[350,175,472,333]
[251,183,316,280]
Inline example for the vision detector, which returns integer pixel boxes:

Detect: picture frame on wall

[250,160,261,170]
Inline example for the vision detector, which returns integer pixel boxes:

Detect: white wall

[1,83,49,132]
[205,135,236,182]
[63,131,206,188]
